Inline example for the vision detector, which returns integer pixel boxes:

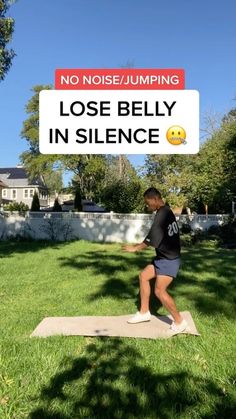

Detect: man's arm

[122,242,148,253]
[143,208,167,248]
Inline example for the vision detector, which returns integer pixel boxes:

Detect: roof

[0,167,27,179]
[62,199,106,212]
[0,167,47,188]
[0,180,7,188]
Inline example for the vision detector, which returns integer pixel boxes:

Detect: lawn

[0,240,235,419]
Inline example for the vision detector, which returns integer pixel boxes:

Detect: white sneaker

[127,311,151,324]
[169,319,188,333]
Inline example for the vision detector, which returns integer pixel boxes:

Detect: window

[12,189,17,200]
[40,191,47,199]
[24,189,29,199]
[30,189,34,198]
[2,189,7,198]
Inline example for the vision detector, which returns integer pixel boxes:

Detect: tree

[104,155,139,185]
[99,155,145,213]
[0,0,16,81]
[21,87,108,201]
[31,191,40,211]
[20,85,60,179]
[63,155,108,201]
[52,197,62,212]
[222,108,236,124]
[183,120,236,213]
[43,170,63,196]
[20,84,145,209]
[144,155,193,208]
[101,179,142,213]
[74,188,82,211]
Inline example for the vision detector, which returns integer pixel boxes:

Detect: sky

[0,0,236,185]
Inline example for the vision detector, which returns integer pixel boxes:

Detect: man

[123,187,187,333]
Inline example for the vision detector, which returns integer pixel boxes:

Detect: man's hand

[122,244,138,253]
[122,242,148,253]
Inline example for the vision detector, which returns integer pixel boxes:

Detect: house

[0,166,49,208]
[62,199,106,212]
[0,180,8,206]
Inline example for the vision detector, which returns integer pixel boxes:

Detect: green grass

[0,239,235,419]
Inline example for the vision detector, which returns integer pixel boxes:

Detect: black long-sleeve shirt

[143,205,181,259]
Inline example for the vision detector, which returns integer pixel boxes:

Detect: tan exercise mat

[31,311,200,339]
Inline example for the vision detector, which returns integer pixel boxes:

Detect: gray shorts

[152,257,181,278]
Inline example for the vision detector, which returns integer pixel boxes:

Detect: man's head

[143,187,164,211]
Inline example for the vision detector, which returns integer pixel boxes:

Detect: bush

[218,216,236,246]
[31,192,40,211]
[53,197,62,212]
[207,225,222,236]
[101,180,142,213]
[180,223,192,234]
[180,233,193,247]
[4,201,29,212]
[74,189,82,211]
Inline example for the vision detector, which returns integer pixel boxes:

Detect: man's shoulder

[155,205,177,223]
[158,205,173,215]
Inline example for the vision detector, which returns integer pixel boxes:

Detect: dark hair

[143,187,162,199]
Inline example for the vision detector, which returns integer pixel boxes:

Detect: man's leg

[154,275,183,324]
[139,264,156,313]
[127,264,156,323]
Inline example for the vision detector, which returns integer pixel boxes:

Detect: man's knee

[155,287,165,300]
[139,271,146,282]
[139,270,151,283]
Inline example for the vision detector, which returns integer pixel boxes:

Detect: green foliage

[216,215,236,246]
[144,155,193,208]
[20,86,236,215]
[30,191,40,211]
[4,201,29,211]
[222,107,236,124]
[0,0,15,81]
[52,197,62,212]
[101,179,142,213]
[43,170,63,195]
[180,223,192,234]
[20,85,59,180]
[99,156,145,213]
[188,121,236,213]
[145,118,236,213]
[180,233,193,247]
[64,155,107,201]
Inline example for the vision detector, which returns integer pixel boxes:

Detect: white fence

[0,211,230,243]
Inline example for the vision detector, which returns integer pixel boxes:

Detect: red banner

[55,68,185,90]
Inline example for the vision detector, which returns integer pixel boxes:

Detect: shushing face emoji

[166,126,187,145]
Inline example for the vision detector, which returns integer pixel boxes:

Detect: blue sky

[1,0,236,185]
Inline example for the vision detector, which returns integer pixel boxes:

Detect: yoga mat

[31,311,200,339]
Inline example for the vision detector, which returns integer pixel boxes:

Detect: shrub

[219,216,236,245]
[53,197,62,212]
[74,189,82,211]
[31,192,40,211]
[207,225,222,236]
[180,233,193,247]
[4,201,29,212]
[180,223,192,234]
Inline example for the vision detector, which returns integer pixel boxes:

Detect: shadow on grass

[58,250,162,314]
[59,245,236,319]
[172,246,236,318]
[0,239,71,258]
[1,240,235,319]
[29,338,235,419]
